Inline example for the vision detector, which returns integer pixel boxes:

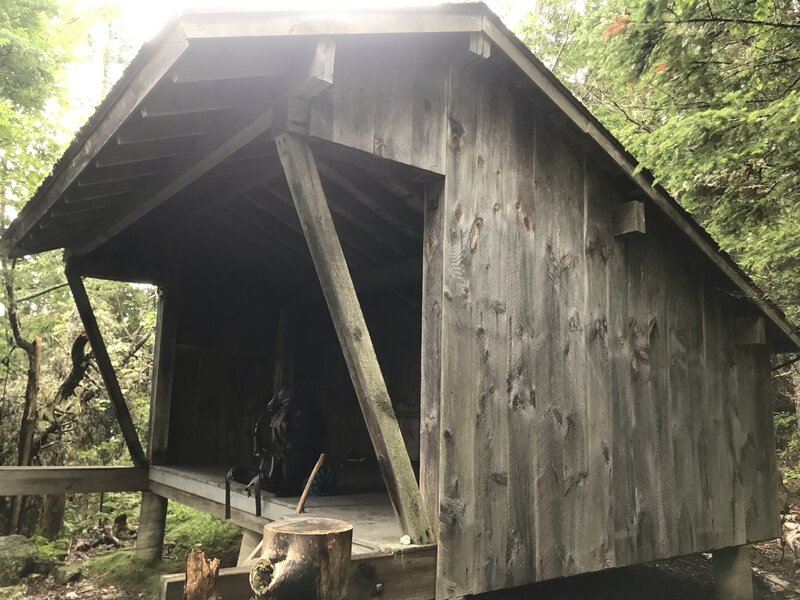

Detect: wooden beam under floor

[65,265,147,466]
[275,131,433,545]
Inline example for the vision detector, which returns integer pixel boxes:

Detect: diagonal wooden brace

[66,263,147,466]
[275,132,433,545]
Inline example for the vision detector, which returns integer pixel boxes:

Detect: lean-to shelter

[2,4,798,599]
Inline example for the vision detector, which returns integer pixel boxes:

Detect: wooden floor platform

[149,465,406,554]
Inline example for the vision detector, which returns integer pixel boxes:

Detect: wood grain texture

[276,131,433,545]
[421,180,444,537]
[308,36,448,174]
[435,55,780,597]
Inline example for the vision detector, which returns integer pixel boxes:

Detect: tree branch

[664,17,800,30]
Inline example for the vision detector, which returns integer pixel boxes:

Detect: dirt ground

[17,543,800,600]
[14,510,800,600]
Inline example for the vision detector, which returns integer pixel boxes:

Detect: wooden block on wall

[733,317,766,346]
[612,200,646,236]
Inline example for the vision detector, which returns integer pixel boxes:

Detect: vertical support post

[136,251,181,560]
[65,264,147,466]
[713,545,754,600]
[420,180,444,538]
[136,491,168,561]
[275,131,433,544]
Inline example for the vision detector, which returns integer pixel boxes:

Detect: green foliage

[519,0,800,322]
[82,548,176,595]
[164,503,241,566]
[774,411,800,489]
[0,0,156,537]
[78,504,241,595]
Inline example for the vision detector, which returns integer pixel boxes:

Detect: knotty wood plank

[742,343,780,541]
[420,180,444,537]
[701,284,733,549]
[0,466,148,496]
[664,258,703,555]
[66,267,147,466]
[275,131,433,545]
[503,88,538,590]
[532,119,587,581]
[720,300,748,546]
[436,62,481,599]
[470,70,512,592]
[625,234,667,558]
[609,209,636,566]
[482,17,799,350]
[582,163,617,570]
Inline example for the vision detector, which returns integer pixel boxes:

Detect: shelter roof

[3,3,798,351]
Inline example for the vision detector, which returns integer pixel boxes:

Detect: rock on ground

[0,535,38,585]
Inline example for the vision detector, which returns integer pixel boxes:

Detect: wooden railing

[0,466,149,496]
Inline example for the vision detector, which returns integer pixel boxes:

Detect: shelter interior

[87,132,436,550]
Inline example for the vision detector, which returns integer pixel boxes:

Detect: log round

[249,517,353,600]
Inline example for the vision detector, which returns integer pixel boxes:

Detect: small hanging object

[250,518,353,600]
[184,548,222,600]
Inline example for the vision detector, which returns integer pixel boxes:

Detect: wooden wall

[165,254,423,482]
[157,32,780,597]
[167,257,280,465]
[426,61,780,597]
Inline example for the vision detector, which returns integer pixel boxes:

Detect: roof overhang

[2,3,798,352]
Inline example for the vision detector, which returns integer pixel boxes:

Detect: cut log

[249,517,353,600]
[184,548,221,600]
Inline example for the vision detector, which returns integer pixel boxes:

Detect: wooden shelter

[2,4,797,598]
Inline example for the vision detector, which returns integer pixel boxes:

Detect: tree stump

[249,517,353,600]
[184,548,221,600]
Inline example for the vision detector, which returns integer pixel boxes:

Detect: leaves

[519,0,800,321]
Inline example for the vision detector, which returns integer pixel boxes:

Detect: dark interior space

[158,139,431,498]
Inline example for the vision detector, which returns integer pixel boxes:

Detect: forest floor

[4,502,800,599]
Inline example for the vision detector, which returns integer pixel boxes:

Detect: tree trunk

[37,494,67,539]
[184,548,221,600]
[3,260,42,535]
[249,518,352,600]
[7,336,41,534]
[33,332,92,539]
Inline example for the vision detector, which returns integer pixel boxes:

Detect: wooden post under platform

[275,131,433,545]
[713,544,754,600]
[137,254,181,560]
[136,491,168,561]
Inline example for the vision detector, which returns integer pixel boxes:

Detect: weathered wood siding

[430,61,779,597]
[309,35,450,174]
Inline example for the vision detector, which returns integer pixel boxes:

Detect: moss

[0,535,38,585]
[164,504,241,567]
[82,549,181,595]
[32,536,68,562]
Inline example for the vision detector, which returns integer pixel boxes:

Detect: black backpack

[225,388,302,519]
